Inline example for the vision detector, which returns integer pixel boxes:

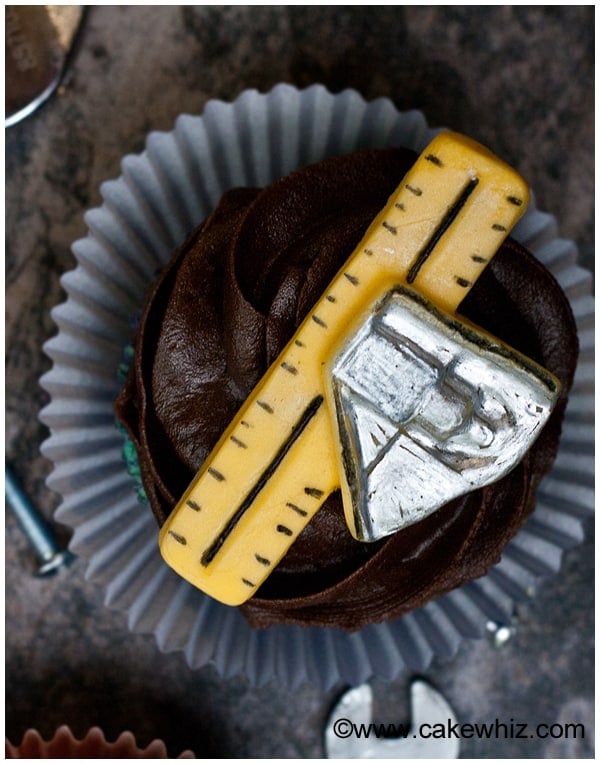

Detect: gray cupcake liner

[39,83,594,690]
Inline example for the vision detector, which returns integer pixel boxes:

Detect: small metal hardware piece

[486,619,517,649]
[5,464,75,576]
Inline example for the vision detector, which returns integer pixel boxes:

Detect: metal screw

[5,464,75,576]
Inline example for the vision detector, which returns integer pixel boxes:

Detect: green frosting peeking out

[116,343,148,506]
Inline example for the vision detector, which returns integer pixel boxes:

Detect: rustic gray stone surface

[6,6,593,758]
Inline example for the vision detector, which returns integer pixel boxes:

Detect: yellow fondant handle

[159,131,530,605]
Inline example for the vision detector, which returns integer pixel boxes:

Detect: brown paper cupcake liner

[5,725,194,758]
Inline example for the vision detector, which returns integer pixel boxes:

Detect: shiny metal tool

[324,680,460,758]
[5,5,84,127]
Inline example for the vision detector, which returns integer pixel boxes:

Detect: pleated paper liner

[39,84,594,690]
[5,726,194,758]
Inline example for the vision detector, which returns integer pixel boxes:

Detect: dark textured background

[5,6,594,758]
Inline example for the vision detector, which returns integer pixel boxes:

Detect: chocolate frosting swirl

[115,148,578,630]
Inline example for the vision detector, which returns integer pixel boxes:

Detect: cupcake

[40,85,593,687]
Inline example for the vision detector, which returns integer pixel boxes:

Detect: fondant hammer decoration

[159,132,560,605]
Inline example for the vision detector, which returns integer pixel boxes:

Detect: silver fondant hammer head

[330,287,560,542]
